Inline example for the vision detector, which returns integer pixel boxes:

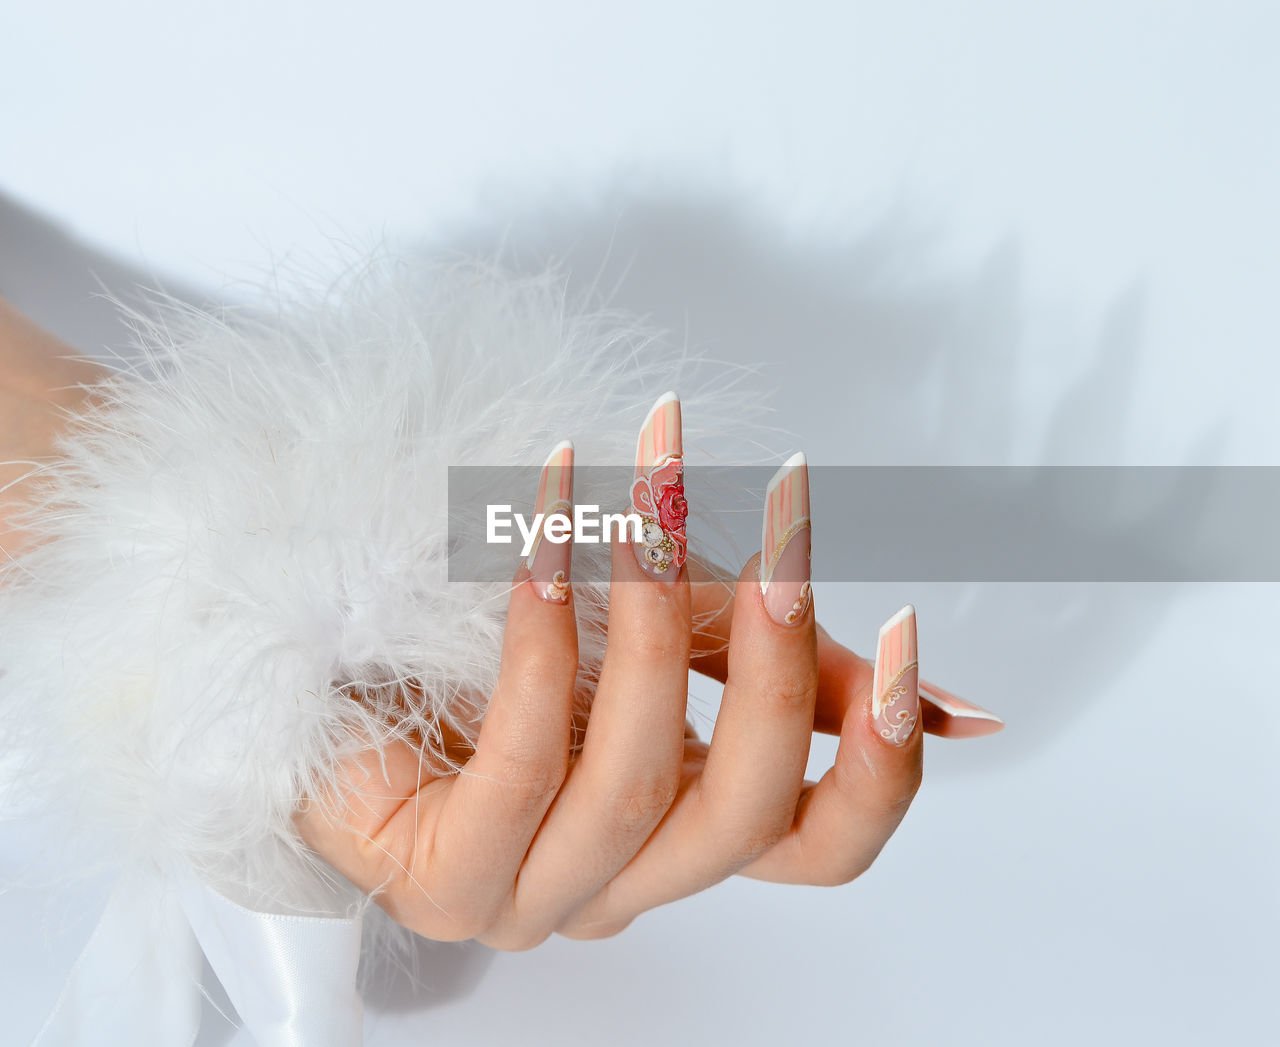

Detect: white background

[2,2,1277,1044]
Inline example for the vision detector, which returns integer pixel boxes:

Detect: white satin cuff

[32,870,365,1046]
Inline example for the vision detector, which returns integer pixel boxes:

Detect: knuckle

[490,749,568,810]
[479,923,552,953]
[715,808,793,868]
[744,811,793,860]
[382,872,505,943]
[505,642,576,694]
[790,826,881,888]
[833,751,922,820]
[350,833,393,883]
[836,850,880,885]
[724,663,817,718]
[831,752,863,798]
[812,864,863,888]
[724,830,782,869]
[607,775,680,836]
[384,893,488,943]
[818,845,883,887]
[622,615,689,665]
[869,771,922,823]
[766,670,819,713]
[435,901,503,943]
[558,917,634,941]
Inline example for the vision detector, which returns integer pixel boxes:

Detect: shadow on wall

[440,191,1025,465]
[0,190,212,358]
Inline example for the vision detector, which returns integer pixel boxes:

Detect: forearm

[0,298,108,555]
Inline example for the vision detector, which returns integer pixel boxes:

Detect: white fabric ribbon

[32,870,365,1046]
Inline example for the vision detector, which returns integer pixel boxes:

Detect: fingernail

[873,605,919,745]
[629,391,686,584]
[760,451,812,625]
[919,679,1005,736]
[526,440,574,603]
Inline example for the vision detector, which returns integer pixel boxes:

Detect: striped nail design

[760,452,812,625]
[919,679,1005,737]
[526,440,574,603]
[872,605,920,745]
[630,391,686,583]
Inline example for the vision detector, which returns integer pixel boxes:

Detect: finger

[295,732,445,900]
[689,556,1002,737]
[739,604,924,885]
[561,455,819,930]
[388,442,579,939]
[479,393,692,950]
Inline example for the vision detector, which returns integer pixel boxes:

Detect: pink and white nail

[760,452,812,626]
[526,440,574,603]
[630,391,686,583]
[872,604,920,746]
[919,678,1005,738]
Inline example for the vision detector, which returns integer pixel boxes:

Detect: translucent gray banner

[447,466,1280,581]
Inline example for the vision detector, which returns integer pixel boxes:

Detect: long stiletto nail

[526,440,574,603]
[630,391,686,583]
[760,452,812,625]
[919,679,1005,737]
[873,605,920,745]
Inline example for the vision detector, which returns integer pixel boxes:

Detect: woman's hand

[298,396,985,948]
[0,301,997,949]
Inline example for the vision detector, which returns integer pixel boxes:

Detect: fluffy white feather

[0,253,762,908]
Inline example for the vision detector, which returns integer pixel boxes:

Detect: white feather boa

[0,254,760,916]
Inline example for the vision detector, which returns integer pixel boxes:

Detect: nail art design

[919,679,1005,737]
[872,605,919,745]
[630,391,686,581]
[760,452,812,625]
[526,440,574,603]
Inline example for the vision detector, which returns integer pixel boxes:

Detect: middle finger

[480,393,693,949]
[559,454,819,932]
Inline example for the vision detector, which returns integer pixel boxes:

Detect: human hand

[0,302,999,948]
[297,395,1001,947]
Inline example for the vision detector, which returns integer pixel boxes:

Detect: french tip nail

[639,390,680,435]
[770,449,808,478]
[635,391,683,472]
[765,450,808,497]
[761,451,812,624]
[872,604,920,745]
[879,603,916,637]
[543,438,575,462]
[526,440,575,600]
[919,678,1004,724]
